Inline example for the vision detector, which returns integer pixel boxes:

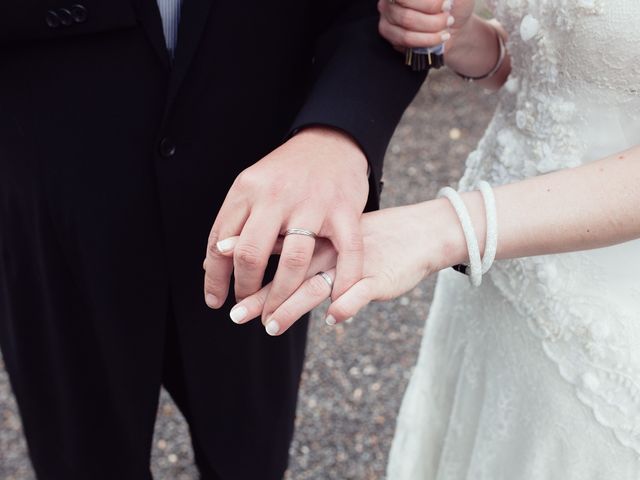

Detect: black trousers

[0,138,309,480]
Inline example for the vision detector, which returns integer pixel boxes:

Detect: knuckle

[378,19,387,37]
[341,233,364,254]
[439,14,449,30]
[204,275,222,294]
[398,9,415,29]
[378,18,393,38]
[235,244,266,270]
[400,30,415,47]
[305,275,331,298]
[264,181,285,201]
[234,169,260,191]
[425,0,441,12]
[274,305,295,324]
[282,248,310,270]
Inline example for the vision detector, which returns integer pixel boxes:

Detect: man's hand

[203,126,369,329]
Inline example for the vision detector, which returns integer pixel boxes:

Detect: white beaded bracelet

[437,186,483,286]
[437,181,498,286]
[478,181,498,274]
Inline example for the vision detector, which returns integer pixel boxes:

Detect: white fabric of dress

[387,1,640,479]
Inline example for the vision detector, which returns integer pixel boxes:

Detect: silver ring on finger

[316,271,334,294]
[285,228,318,239]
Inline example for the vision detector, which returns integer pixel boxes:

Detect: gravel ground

[0,69,498,480]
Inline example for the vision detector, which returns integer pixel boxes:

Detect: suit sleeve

[290,1,429,210]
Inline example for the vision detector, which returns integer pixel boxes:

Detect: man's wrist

[292,126,369,177]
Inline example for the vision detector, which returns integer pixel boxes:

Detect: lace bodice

[463,0,640,184]
[460,0,640,461]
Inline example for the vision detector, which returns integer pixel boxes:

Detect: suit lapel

[131,0,171,70]
[166,0,213,107]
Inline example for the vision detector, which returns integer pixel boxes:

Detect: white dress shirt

[156,0,182,55]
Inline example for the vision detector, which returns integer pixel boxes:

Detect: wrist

[445,16,503,79]
[445,15,481,64]
[428,198,469,271]
[420,192,487,273]
[292,126,369,177]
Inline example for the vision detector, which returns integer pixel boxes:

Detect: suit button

[57,8,74,27]
[46,10,61,28]
[71,4,88,24]
[159,138,176,157]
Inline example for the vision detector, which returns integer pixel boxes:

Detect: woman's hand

[378,0,476,51]
[217,199,469,336]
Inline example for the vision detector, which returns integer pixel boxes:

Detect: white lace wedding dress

[387,1,640,479]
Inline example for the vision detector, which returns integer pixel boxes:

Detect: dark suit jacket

[0,0,427,346]
[0,2,426,477]
[0,0,425,200]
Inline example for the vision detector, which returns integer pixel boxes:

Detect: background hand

[203,126,369,326]
[378,0,476,51]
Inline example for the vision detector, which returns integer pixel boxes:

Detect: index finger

[203,198,249,309]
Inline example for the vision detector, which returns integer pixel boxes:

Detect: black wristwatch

[405,48,445,72]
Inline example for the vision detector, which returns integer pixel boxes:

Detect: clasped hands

[203,126,467,336]
[203,126,370,335]
[203,0,477,335]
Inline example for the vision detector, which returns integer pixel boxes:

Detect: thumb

[324,276,377,326]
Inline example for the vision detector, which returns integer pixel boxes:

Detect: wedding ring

[285,228,318,239]
[317,272,334,293]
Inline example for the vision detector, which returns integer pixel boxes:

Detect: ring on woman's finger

[316,271,334,294]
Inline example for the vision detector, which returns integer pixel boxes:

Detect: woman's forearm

[445,15,511,90]
[432,146,640,268]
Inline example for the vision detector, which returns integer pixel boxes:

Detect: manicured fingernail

[441,32,451,42]
[266,319,280,336]
[345,317,354,324]
[325,315,337,326]
[230,305,248,324]
[216,237,237,253]
[447,16,455,27]
[442,0,452,12]
[205,294,219,308]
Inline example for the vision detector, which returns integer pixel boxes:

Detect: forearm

[433,146,640,268]
[445,15,511,90]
